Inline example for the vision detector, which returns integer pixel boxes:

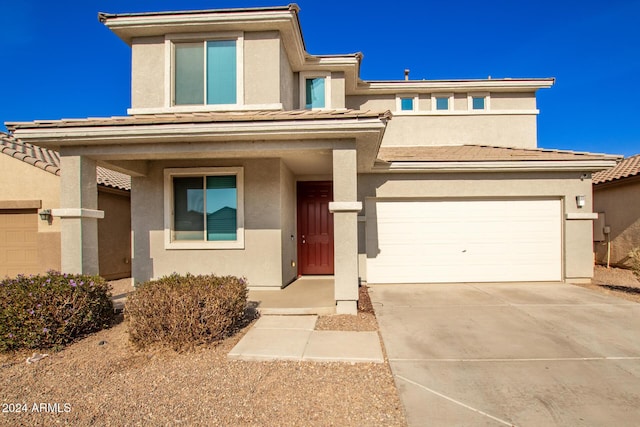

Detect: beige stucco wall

[280,161,297,284]
[382,115,538,148]
[244,31,281,105]
[131,36,165,110]
[280,42,295,110]
[331,72,346,109]
[593,179,640,267]
[357,171,595,282]
[491,92,537,110]
[131,158,292,288]
[0,155,61,274]
[346,93,538,149]
[98,188,132,280]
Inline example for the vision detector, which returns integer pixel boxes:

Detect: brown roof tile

[6,109,391,130]
[0,133,131,191]
[593,154,640,184]
[378,145,619,162]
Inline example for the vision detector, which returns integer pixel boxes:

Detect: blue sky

[1,0,638,156]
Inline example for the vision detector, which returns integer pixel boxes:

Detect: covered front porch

[249,276,336,315]
[7,110,389,315]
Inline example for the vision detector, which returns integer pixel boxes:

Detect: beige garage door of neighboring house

[366,199,562,284]
[0,210,39,278]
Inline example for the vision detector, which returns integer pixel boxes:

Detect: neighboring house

[593,155,640,267]
[5,5,618,314]
[0,133,131,279]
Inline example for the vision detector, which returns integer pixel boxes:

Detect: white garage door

[366,199,562,283]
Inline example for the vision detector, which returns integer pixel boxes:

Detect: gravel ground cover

[0,282,406,426]
[574,265,640,303]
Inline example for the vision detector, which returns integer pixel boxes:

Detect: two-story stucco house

[6,5,618,314]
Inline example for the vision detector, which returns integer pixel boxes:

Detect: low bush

[0,271,114,352]
[126,273,248,350]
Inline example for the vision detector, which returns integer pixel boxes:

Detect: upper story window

[395,94,419,113]
[168,32,244,108]
[433,94,453,111]
[468,93,490,111]
[300,72,331,109]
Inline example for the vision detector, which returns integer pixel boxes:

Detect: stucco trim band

[565,212,598,220]
[52,209,105,219]
[329,201,362,213]
[0,200,42,209]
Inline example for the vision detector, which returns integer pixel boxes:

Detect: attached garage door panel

[0,211,39,278]
[367,199,562,283]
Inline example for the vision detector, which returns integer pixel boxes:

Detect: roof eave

[10,118,388,150]
[352,78,555,95]
[372,159,619,173]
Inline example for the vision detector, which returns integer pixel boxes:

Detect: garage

[366,199,562,283]
[0,209,39,278]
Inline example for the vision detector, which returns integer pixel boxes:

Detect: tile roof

[378,145,619,162]
[6,109,391,130]
[592,154,640,184]
[0,133,131,191]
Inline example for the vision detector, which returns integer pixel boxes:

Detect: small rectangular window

[472,96,485,110]
[400,98,414,111]
[305,77,326,109]
[436,97,449,110]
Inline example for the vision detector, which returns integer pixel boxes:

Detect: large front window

[164,167,244,249]
[174,40,237,105]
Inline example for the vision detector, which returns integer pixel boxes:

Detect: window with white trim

[432,93,453,111]
[164,167,244,249]
[468,92,490,111]
[169,33,244,107]
[300,72,331,109]
[396,94,418,112]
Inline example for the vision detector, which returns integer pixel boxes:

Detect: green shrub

[126,273,248,350]
[0,271,114,352]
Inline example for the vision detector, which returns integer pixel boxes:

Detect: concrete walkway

[228,315,384,363]
[371,283,640,427]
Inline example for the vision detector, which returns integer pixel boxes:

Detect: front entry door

[297,181,334,275]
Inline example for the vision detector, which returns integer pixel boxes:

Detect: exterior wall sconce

[576,195,586,208]
[39,209,52,222]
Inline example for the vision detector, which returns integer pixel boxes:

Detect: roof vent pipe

[404,69,410,81]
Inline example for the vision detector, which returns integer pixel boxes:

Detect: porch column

[329,147,361,315]
[53,155,103,275]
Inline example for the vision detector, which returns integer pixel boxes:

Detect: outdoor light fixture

[576,195,586,208]
[39,209,52,221]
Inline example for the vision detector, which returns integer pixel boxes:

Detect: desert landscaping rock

[0,285,406,426]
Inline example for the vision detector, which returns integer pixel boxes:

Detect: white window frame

[432,93,454,112]
[164,167,244,250]
[395,94,419,114]
[299,71,332,110]
[468,92,490,111]
[164,32,244,110]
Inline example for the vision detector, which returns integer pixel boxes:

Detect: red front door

[297,181,334,275]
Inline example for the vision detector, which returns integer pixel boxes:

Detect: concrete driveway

[370,283,640,426]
